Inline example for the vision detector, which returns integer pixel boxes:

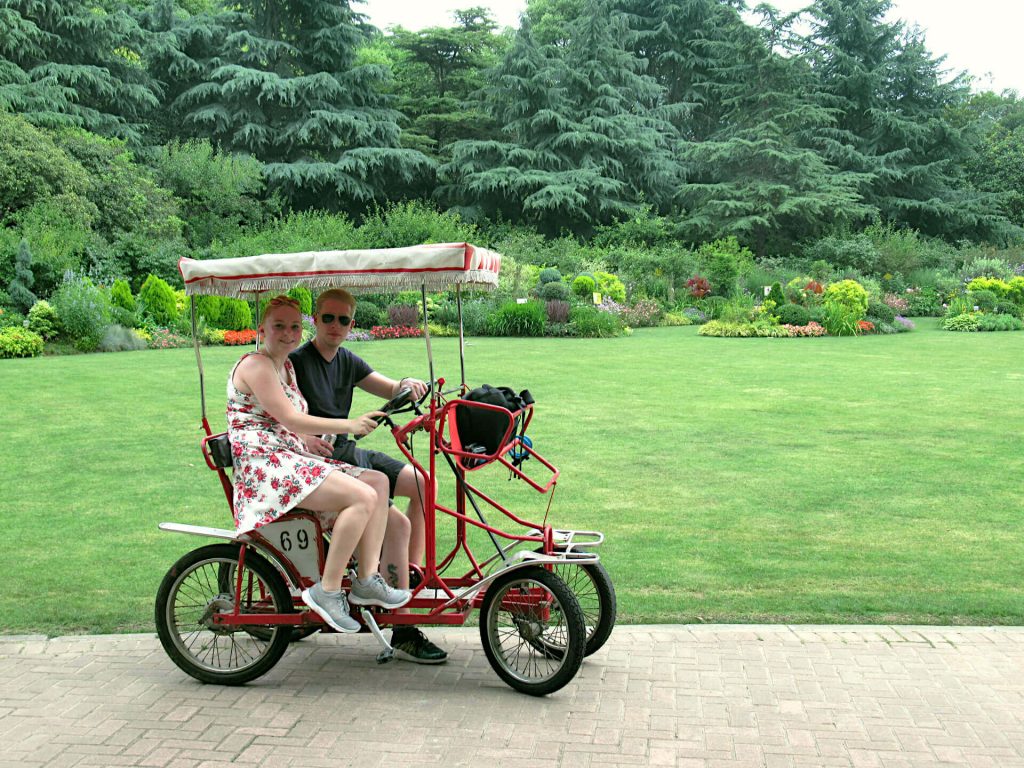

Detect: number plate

[258,517,321,582]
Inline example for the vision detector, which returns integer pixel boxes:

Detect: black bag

[455,384,533,457]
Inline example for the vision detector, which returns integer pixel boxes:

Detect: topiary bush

[774,303,811,326]
[572,274,596,299]
[487,300,546,336]
[354,299,386,328]
[538,280,571,302]
[538,267,562,285]
[26,300,60,340]
[138,274,178,326]
[0,326,44,357]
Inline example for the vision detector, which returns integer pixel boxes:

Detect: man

[290,288,446,664]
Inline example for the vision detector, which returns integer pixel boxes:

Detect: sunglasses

[267,295,300,309]
[320,313,353,326]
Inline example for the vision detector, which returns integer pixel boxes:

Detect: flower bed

[223,329,258,346]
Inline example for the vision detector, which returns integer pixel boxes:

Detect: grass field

[2,318,1023,635]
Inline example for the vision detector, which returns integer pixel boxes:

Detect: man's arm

[357,371,427,400]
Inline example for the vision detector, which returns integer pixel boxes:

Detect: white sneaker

[348,572,412,609]
[301,583,360,633]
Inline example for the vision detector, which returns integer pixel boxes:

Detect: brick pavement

[1,625,1022,768]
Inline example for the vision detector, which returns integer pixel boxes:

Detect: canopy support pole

[456,284,466,390]
[191,297,207,424]
[421,284,435,396]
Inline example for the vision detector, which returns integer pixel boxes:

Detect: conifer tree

[8,239,37,313]
[171,0,432,210]
[801,0,1003,239]
[0,0,158,144]
[443,0,680,235]
[676,9,872,253]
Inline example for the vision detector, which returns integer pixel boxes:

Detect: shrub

[110,279,136,312]
[784,276,822,306]
[223,329,258,345]
[387,304,419,327]
[821,301,862,336]
[894,316,915,331]
[354,300,386,329]
[572,274,596,299]
[662,311,693,326]
[866,300,896,324]
[569,305,623,337]
[697,237,753,297]
[98,324,147,352]
[8,239,38,313]
[202,327,226,345]
[546,299,570,324]
[594,271,626,303]
[1006,277,1024,307]
[538,280,571,302]
[620,299,663,327]
[538,267,562,285]
[823,280,868,318]
[967,289,998,312]
[460,300,493,336]
[487,301,546,337]
[858,319,875,333]
[50,275,110,352]
[965,277,1009,298]
[26,300,60,340]
[138,274,178,326]
[0,308,26,329]
[219,298,252,331]
[0,326,44,358]
[195,295,224,327]
[767,282,786,307]
[977,313,1023,331]
[287,286,312,315]
[993,299,1020,316]
[682,306,708,324]
[942,313,980,332]
[774,303,811,326]
[961,256,1012,281]
[904,288,943,316]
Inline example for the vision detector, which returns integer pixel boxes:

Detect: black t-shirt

[289,342,373,425]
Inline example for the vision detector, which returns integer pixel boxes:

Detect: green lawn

[2,318,1023,634]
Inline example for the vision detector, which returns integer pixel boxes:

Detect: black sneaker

[391,627,448,665]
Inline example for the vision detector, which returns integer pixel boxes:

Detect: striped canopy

[179,243,502,298]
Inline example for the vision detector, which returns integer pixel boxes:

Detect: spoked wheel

[537,560,616,657]
[156,544,293,685]
[216,562,319,643]
[479,565,586,696]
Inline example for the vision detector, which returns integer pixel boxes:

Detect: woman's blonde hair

[315,288,356,314]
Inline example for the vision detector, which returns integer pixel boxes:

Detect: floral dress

[227,352,365,533]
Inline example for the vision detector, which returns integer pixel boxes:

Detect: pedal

[359,608,395,664]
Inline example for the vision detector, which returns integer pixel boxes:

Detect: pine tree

[801,0,1004,239]
[0,0,158,144]
[8,239,37,313]
[676,9,872,253]
[171,0,433,210]
[442,1,680,235]
[386,9,507,161]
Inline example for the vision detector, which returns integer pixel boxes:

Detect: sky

[359,0,1024,95]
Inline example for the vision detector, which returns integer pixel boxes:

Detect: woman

[227,295,410,633]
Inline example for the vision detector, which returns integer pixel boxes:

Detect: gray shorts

[331,439,406,500]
